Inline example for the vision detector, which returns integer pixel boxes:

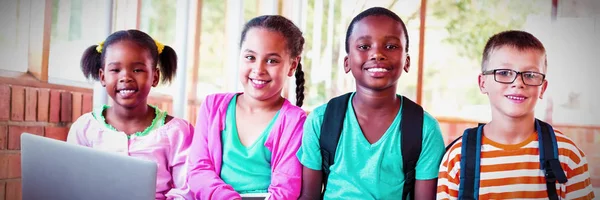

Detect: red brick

[0,84,10,121]
[45,127,69,141]
[588,157,600,176]
[592,178,600,189]
[6,153,20,179]
[593,163,600,177]
[568,129,585,145]
[10,86,24,121]
[7,126,25,150]
[0,125,6,150]
[37,89,50,122]
[449,123,458,138]
[60,92,72,123]
[24,88,37,122]
[0,153,8,179]
[82,93,93,114]
[0,181,5,200]
[49,90,61,123]
[8,126,43,150]
[71,92,82,121]
[0,153,19,179]
[5,180,20,200]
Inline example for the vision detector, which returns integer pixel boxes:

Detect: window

[524,0,600,126]
[423,0,551,121]
[0,0,29,73]
[48,0,108,86]
[194,0,228,99]
[139,0,177,96]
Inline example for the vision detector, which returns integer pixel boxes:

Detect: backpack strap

[399,96,424,200]
[458,125,483,200]
[446,136,463,152]
[446,122,485,152]
[536,119,568,200]
[319,92,352,193]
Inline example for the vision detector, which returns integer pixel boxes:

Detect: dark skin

[99,41,172,135]
[299,16,436,200]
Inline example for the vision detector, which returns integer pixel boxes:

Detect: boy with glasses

[437,30,595,200]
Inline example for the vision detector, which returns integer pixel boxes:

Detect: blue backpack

[446,119,568,200]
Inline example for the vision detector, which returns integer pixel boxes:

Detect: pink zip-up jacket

[187,93,306,200]
[67,112,193,200]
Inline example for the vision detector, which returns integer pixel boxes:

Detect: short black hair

[345,7,409,53]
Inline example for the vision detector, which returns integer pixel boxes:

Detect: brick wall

[0,82,199,200]
[0,83,90,199]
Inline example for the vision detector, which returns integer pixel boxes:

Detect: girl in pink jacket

[187,15,307,199]
[67,29,193,199]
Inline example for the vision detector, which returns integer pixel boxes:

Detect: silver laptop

[241,193,271,200]
[21,133,157,200]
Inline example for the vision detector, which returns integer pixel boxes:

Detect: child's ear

[539,80,548,99]
[288,57,300,77]
[152,68,159,87]
[403,54,411,73]
[343,56,350,73]
[99,68,106,87]
[478,73,488,94]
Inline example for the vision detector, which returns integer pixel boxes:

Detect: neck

[484,112,536,145]
[353,85,400,111]
[237,93,284,113]
[108,102,152,122]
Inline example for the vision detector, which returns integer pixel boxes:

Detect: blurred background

[0,0,598,198]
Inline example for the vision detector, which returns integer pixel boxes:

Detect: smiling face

[99,40,159,109]
[238,28,298,102]
[479,45,548,119]
[344,15,410,92]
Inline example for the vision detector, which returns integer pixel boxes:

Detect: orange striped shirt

[437,130,595,200]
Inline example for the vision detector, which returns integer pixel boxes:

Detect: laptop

[21,133,157,200]
[240,193,271,200]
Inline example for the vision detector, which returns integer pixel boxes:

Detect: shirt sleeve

[296,107,325,170]
[563,145,595,200]
[268,109,306,199]
[66,114,92,146]
[415,112,446,180]
[436,142,461,200]
[187,96,240,200]
[164,121,194,200]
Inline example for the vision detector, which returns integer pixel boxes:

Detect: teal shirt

[220,95,280,194]
[296,93,445,199]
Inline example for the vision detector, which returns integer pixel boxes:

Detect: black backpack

[445,119,568,200]
[319,92,424,200]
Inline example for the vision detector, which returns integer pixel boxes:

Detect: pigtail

[157,45,178,84]
[80,45,103,81]
[294,63,305,107]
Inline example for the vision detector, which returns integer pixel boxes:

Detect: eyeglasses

[482,69,546,86]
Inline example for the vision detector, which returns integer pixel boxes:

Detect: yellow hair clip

[95,40,164,54]
[154,40,164,54]
[96,41,104,53]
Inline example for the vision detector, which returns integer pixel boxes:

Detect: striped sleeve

[555,132,595,200]
[437,141,462,200]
